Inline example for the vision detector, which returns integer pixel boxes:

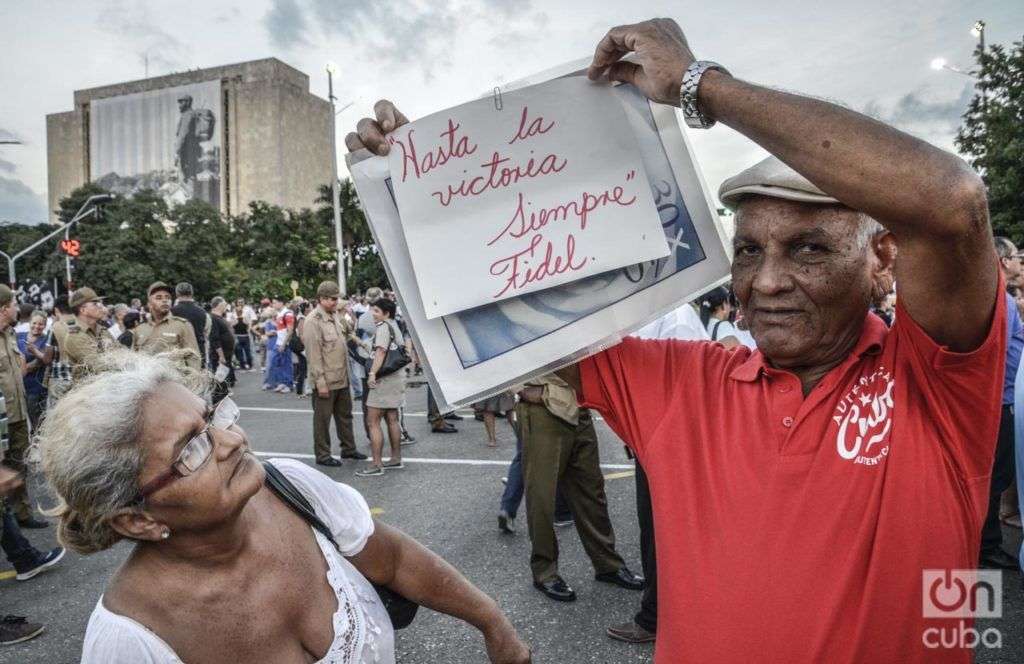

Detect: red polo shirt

[579,293,1006,663]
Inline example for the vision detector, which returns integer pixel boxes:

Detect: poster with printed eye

[388,77,669,319]
[349,59,732,410]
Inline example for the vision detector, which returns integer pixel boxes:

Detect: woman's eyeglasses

[136,397,241,500]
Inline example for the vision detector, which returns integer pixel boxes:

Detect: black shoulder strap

[262,461,340,552]
[712,320,723,341]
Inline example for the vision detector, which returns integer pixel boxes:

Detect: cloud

[481,0,532,16]
[863,84,974,137]
[96,0,189,74]
[0,176,48,224]
[264,0,538,79]
[263,0,309,50]
[215,6,242,24]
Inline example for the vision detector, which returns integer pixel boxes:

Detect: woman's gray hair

[38,349,210,554]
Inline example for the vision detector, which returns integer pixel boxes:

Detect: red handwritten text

[508,106,554,145]
[391,119,477,182]
[431,151,567,207]
[489,233,589,299]
[488,184,638,246]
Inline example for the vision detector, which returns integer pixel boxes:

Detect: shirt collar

[729,311,887,383]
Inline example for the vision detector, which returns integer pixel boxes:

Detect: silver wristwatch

[679,60,730,129]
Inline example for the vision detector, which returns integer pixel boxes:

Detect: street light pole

[972,20,987,114]
[0,194,112,289]
[326,62,347,295]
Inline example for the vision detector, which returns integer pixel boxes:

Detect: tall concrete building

[46,58,334,222]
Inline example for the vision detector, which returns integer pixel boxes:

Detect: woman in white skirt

[356,298,406,477]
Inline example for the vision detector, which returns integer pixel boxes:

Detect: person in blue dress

[17,311,52,433]
[261,308,293,393]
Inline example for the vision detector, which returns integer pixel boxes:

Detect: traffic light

[59,238,81,257]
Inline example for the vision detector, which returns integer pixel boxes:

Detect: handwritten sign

[389,77,668,319]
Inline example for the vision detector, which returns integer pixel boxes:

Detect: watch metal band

[680,60,730,129]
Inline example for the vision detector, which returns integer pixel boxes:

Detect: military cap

[69,287,104,310]
[0,285,12,307]
[148,281,174,297]
[316,281,341,299]
[718,156,840,211]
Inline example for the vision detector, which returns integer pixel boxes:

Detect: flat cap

[718,156,839,211]
[69,287,104,309]
[148,281,174,297]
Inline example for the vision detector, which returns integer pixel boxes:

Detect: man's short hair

[211,296,226,310]
[18,303,34,321]
[365,287,384,301]
[175,282,194,297]
[994,236,1017,260]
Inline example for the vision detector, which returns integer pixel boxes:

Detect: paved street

[0,368,1021,663]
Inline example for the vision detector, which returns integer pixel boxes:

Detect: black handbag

[262,461,420,629]
[366,321,411,378]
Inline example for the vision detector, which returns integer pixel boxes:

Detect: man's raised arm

[589,18,997,351]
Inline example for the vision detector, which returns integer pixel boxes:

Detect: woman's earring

[161,530,170,540]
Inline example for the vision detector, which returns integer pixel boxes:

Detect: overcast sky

[1,0,1021,224]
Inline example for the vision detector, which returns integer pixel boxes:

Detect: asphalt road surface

[0,368,1020,663]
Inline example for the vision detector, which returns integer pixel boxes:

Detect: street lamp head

[930,57,947,71]
[971,20,985,38]
[325,62,338,75]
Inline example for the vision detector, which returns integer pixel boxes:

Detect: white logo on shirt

[832,367,894,466]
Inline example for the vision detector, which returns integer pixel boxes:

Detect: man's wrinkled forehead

[734,196,858,243]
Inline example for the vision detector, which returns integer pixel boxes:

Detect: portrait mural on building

[89,80,221,208]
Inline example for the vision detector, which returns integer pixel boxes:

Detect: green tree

[163,198,231,300]
[68,188,171,303]
[227,201,337,301]
[955,36,1024,245]
[0,222,51,286]
[315,179,389,293]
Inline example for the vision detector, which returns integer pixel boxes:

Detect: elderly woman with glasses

[38,350,530,664]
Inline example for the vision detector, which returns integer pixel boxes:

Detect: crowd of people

[0,15,1021,664]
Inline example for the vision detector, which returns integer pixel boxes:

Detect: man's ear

[108,508,168,543]
[871,231,897,297]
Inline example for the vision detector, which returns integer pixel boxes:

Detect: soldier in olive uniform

[62,287,117,381]
[301,281,367,466]
[517,373,643,602]
[133,282,201,370]
[0,285,46,527]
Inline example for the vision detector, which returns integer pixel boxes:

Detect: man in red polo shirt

[345,18,1003,663]
[573,18,1003,664]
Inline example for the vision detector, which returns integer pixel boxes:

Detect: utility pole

[326,62,347,295]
